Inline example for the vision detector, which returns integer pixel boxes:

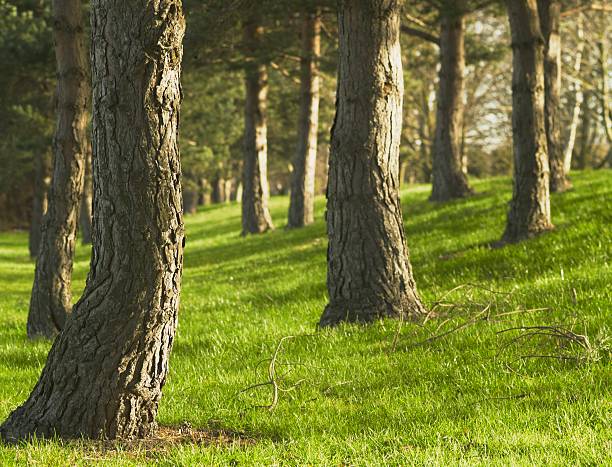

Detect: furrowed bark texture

[241,19,274,235]
[319,0,426,327]
[502,0,553,243]
[287,10,321,228]
[537,0,570,192]
[79,142,93,244]
[27,0,89,339]
[0,0,185,441]
[430,7,473,202]
[29,152,51,258]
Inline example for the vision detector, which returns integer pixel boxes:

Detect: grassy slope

[0,171,610,465]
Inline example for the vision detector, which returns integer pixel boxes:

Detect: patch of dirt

[72,423,256,460]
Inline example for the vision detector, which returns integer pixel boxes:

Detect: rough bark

[79,142,93,244]
[27,0,89,339]
[538,0,570,191]
[241,18,274,235]
[502,0,553,244]
[430,6,473,202]
[0,0,185,441]
[287,10,321,228]
[29,152,51,259]
[319,0,426,327]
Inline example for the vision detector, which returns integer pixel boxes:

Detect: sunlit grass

[0,170,610,464]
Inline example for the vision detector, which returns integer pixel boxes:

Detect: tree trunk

[577,90,592,169]
[319,0,426,327]
[27,0,89,339]
[430,6,473,202]
[287,9,321,228]
[211,175,225,203]
[29,151,51,259]
[0,0,185,442]
[502,0,553,244]
[241,18,274,235]
[79,142,93,244]
[183,189,197,214]
[563,13,584,173]
[197,178,210,205]
[537,0,570,192]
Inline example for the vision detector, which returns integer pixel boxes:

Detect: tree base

[429,184,474,203]
[550,177,572,193]
[319,296,426,328]
[498,223,554,246]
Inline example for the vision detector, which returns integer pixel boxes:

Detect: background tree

[0,0,185,441]
[241,14,274,234]
[538,0,571,191]
[27,0,89,339]
[287,8,321,228]
[320,0,426,327]
[501,0,553,243]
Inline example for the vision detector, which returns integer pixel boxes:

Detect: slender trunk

[223,179,232,203]
[197,178,209,205]
[0,0,185,441]
[183,189,197,214]
[319,0,426,327]
[79,142,93,244]
[502,0,553,243]
[596,24,612,168]
[29,151,51,259]
[27,0,89,339]
[241,18,274,235]
[211,175,225,203]
[288,10,321,228]
[577,90,592,169]
[430,7,472,201]
[563,14,584,173]
[538,0,570,191]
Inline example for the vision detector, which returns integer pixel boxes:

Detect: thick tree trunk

[319,0,426,327]
[537,0,570,192]
[27,0,89,339]
[241,19,274,235]
[0,0,185,442]
[29,151,51,259]
[287,10,321,228]
[430,6,473,202]
[79,142,93,244]
[502,0,553,243]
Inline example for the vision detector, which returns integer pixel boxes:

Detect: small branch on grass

[238,334,318,412]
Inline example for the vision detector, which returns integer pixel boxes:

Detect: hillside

[1,171,610,464]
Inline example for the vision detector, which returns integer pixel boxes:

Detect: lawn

[0,171,610,465]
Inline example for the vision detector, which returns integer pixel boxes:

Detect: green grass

[0,171,611,465]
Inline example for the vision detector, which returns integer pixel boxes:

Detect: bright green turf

[0,171,610,465]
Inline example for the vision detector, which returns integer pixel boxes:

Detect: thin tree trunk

[29,151,51,259]
[27,0,89,339]
[0,0,185,441]
[287,9,321,228]
[79,142,93,244]
[211,175,225,203]
[242,18,274,235]
[577,90,592,169]
[538,0,570,191]
[197,178,210,205]
[319,0,426,327]
[502,0,553,243]
[183,189,197,214]
[563,13,584,173]
[596,23,612,168]
[430,5,473,202]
